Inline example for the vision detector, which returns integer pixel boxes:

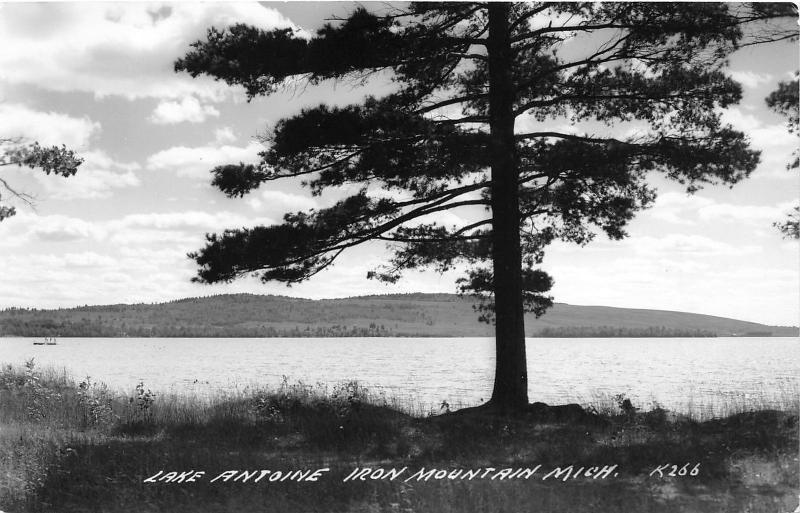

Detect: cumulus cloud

[0,208,280,308]
[0,209,273,248]
[105,210,275,245]
[214,127,237,144]
[407,209,473,229]
[147,141,263,178]
[698,201,797,224]
[0,3,299,101]
[0,250,195,308]
[0,103,100,149]
[646,192,714,225]
[30,150,141,200]
[62,252,118,268]
[149,96,220,124]
[646,192,796,228]
[729,70,773,89]
[721,107,798,177]
[248,189,318,213]
[19,213,105,243]
[4,252,118,270]
[108,210,272,232]
[631,233,761,257]
[546,253,798,325]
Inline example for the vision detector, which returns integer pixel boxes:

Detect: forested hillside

[0,294,795,338]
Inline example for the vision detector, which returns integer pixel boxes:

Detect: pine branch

[508,4,552,33]
[375,219,492,242]
[511,22,637,44]
[256,198,491,276]
[415,93,489,115]
[0,177,35,206]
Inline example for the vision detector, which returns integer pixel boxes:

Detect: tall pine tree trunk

[487,2,529,410]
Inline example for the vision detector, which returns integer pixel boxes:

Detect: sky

[0,2,797,326]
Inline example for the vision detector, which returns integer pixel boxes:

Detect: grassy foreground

[0,360,797,513]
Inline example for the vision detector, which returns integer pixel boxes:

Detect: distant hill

[0,293,796,338]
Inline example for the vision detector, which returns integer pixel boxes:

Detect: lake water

[1,337,797,415]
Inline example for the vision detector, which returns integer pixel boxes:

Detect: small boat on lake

[34,337,57,346]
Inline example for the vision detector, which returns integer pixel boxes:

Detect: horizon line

[2,292,797,328]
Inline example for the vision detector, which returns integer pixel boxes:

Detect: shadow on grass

[1,363,797,513]
[112,398,407,454]
[17,406,797,513]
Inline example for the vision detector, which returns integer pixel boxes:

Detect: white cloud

[149,96,220,124]
[246,197,263,210]
[251,190,318,213]
[721,107,799,176]
[106,210,274,245]
[0,250,192,307]
[61,252,118,268]
[31,150,141,200]
[645,192,797,228]
[32,219,99,242]
[108,229,201,246]
[0,207,286,308]
[729,70,773,89]
[525,8,583,34]
[13,213,105,243]
[3,252,118,270]
[0,3,299,101]
[698,201,797,224]
[0,107,138,200]
[147,141,263,178]
[407,209,472,229]
[214,127,237,144]
[632,233,761,257]
[561,229,762,258]
[0,103,100,149]
[0,209,273,248]
[109,210,272,232]
[646,192,714,225]
[544,243,798,325]
[366,187,411,202]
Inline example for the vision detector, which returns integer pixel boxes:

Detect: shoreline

[1,362,797,512]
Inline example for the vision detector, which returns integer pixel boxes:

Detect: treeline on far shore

[0,294,442,338]
[3,319,719,338]
[1,293,794,338]
[0,319,394,338]
[532,326,717,338]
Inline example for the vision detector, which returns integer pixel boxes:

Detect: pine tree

[176,2,793,410]
[766,74,800,239]
[0,139,83,221]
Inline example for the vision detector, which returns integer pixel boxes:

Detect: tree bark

[487,2,528,410]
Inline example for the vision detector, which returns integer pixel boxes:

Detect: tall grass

[577,380,799,421]
[0,360,797,513]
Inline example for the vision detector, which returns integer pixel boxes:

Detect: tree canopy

[766,74,800,239]
[177,2,796,409]
[0,139,83,221]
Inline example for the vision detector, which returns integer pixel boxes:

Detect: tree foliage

[177,3,778,306]
[766,74,799,239]
[0,139,83,221]
[176,2,796,407]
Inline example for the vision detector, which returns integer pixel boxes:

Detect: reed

[0,361,797,513]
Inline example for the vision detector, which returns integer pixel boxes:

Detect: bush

[21,359,62,422]
[77,377,115,426]
[252,378,401,451]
